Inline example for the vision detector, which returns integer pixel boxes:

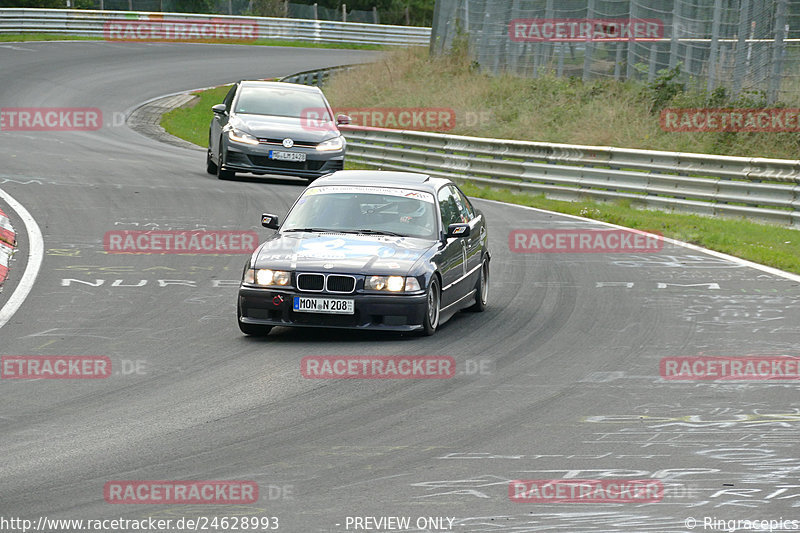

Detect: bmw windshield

[282,186,438,240]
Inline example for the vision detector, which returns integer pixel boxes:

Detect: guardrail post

[668,0,679,69]
[768,0,788,104]
[582,0,595,83]
[538,0,554,77]
[428,0,442,55]
[706,0,723,94]
[342,4,347,23]
[647,43,658,83]
[732,0,750,98]
[313,3,318,20]
[625,0,638,80]
[476,1,494,74]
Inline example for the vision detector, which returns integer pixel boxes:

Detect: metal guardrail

[280,65,357,87]
[278,65,800,228]
[0,8,430,46]
[341,128,800,227]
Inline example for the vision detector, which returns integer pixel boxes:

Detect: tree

[0,0,65,6]
[290,0,434,26]
[250,0,285,16]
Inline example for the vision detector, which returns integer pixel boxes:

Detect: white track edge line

[477,197,800,285]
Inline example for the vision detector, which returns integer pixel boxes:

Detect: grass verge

[323,47,800,160]
[0,33,384,49]
[161,85,231,148]
[458,182,800,275]
[0,33,100,42]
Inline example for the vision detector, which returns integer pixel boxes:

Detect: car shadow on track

[214,172,309,187]
[236,312,478,345]
[241,327,421,344]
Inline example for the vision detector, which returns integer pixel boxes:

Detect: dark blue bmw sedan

[237,170,490,336]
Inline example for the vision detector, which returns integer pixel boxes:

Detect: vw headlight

[228,128,259,145]
[316,135,345,152]
[244,268,291,287]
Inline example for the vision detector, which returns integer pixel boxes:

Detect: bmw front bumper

[238,286,428,332]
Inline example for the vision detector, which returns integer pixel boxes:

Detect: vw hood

[231,114,339,143]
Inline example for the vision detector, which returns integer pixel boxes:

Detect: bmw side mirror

[261,213,279,230]
[447,223,470,238]
[336,114,351,125]
[212,103,227,115]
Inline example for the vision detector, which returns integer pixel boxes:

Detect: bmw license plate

[293,297,354,315]
[269,150,306,162]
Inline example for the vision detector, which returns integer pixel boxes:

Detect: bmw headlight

[228,128,260,145]
[244,268,291,287]
[316,135,345,152]
[365,276,420,292]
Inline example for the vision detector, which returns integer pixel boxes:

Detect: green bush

[642,64,685,113]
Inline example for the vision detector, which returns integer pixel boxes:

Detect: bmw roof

[238,80,323,93]
[310,170,452,193]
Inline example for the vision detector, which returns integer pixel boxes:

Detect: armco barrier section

[277,68,800,228]
[280,65,357,87]
[341,127,800,227]
[0,8,430,46]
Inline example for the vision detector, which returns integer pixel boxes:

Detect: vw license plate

[269,150,306,162]
[293,297,354,315]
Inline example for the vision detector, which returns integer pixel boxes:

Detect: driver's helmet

[397,199,428,225]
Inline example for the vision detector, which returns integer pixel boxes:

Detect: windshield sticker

[304,186,434,203]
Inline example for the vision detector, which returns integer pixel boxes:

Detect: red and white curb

[0,189,42,331]
[0,206,15,286]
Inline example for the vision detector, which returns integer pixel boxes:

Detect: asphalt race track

[2,41,800,533]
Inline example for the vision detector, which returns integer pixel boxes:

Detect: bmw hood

[253,233,433,275]
[231,114,339,143]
